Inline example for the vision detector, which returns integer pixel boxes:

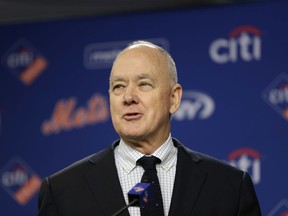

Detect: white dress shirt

[114,134,178,216]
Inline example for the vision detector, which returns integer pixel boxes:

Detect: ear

[169,84,182,114]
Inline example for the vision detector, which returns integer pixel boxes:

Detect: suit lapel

[168,140,207,216]
[84,143,129,216]
[81,139,206,216]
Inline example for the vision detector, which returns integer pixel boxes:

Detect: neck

[122,133,170,155]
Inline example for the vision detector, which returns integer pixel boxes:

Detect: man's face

[109,46,177,147]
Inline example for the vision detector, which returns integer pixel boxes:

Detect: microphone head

[128,183,152,208]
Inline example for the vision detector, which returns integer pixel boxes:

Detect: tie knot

[137,156,161,171]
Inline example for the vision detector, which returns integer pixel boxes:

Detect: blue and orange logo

[0,157,42,205]
[262,73,288,121]
[134,186,145,193]
[2,39,48,85]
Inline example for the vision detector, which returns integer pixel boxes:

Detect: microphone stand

[112,199,138,216]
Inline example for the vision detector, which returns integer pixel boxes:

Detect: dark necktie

[137,156,164,216]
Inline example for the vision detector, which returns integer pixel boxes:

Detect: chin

[121,132,144,141]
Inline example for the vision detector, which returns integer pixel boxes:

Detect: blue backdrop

[1,1,288,215]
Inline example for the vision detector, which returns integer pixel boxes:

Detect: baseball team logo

[0,157,42,205]
[262,73,288,121]
[41,93,110,135]
[173,90,215,121]
[228,148,261,184]
[134,186,145,193]
[209,25,262,64]
[2,39,48,85]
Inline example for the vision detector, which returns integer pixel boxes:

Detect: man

[38,41,262,216]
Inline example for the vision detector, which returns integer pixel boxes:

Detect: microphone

[128,182,152,208]
[112,182,152,216]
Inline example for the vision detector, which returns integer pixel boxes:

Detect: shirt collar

[115,134,177,173]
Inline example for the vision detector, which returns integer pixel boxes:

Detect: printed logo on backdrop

[262,73,288,121]
[209,25,262,64]
[267,199,288,216]
[2,39,48,85]
[83,38,170,70]
[173,90,215,121]
[0,157,41,205]
[228,148,261,184]
[42,93,109,135]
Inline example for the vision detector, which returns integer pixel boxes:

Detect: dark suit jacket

[38,139,262,216]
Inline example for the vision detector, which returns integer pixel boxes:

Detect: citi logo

[0,157,41,205]
[2,39,47,85]
[262,73,288,121]
[228,148,261,184]
[7,48,34,68]
[173,90,215,121]
[209,25,262,64]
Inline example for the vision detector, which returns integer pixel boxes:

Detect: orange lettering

[41,94,109,135]
[51,98,76,130]
[41,98,76,135]
[73,107,87,128]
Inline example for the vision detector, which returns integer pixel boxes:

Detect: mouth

[123,112,143,121]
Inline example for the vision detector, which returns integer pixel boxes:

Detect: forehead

[110,73,155,83]
[110,46,168,79]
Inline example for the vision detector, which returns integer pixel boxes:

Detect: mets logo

[41,93,109,135]
[2,39,48,85]
[267,199,288,216]
[173,90,215,121]
[228,148,261,185]
[209,25,262,64]
[262,73,288,121]
[0,157,42,205]
[134,186,145,193]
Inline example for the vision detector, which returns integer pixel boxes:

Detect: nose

[123,85,139,105]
